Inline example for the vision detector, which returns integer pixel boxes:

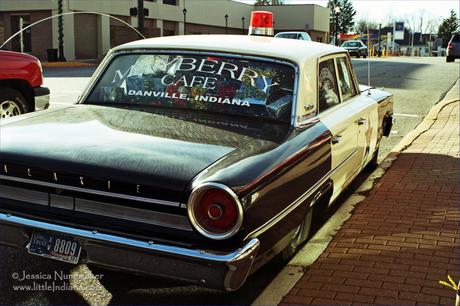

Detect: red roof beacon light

[248,11,274,36]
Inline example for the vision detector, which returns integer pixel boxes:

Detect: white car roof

[112,34,343,64]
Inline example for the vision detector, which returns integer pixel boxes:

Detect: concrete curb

[392,78,459,154]
[252,78,460,306]
[42,61,96,68]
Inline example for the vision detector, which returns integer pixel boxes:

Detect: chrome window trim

[244,148,358,240]
[187,182,244,240]
[315,52,354,115]
[79,49,300,127]
[0,175,181,207]
[335,54,359,102]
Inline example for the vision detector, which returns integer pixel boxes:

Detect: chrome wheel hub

[0,100,21,118]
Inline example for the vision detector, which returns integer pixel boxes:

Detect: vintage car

[340,40,369,58]
[0,14,393,292]
[275,31,312,41]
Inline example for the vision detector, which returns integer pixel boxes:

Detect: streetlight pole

[242,17,245,33]
[225,14,228,34]
[138,0,145,38]
[57,0,66,61]
[334,6,340,46]
[182,8,187,35]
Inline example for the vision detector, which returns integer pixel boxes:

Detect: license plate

[28,232,81,264]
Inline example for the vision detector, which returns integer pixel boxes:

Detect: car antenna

[367,26,372,95]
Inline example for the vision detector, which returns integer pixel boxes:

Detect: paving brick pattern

[281,102,459,305]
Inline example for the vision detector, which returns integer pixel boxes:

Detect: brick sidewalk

[281,102,459,306]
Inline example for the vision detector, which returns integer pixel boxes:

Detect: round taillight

[188,183,243,240]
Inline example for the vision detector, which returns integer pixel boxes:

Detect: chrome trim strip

[244,148,358,240]
[50,194,74,210]
[0,175,181,207]
[249,27,274,36]
[0,185,48,206]
[187,182,244,240]
[74,198,193,231]
[0,212,259,263]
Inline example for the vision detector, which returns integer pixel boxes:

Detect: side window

[318,59,340,112]
[336,57,357,101]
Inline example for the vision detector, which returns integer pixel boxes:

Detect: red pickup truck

[0,50,49,118]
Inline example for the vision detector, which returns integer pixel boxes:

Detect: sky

[235,0,459,31]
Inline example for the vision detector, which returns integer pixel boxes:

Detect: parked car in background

[0,12,393,291]
[0,50,49,118]
[275,31,312,41]
[340,40,368,58]
[446,32,460,62]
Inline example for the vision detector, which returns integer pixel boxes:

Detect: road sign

[394,22,404,40]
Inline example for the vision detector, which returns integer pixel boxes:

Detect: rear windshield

[276,33,298,39]
[85,53,296,122]
[451,34,460,42]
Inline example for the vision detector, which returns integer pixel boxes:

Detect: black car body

[447,32,460,62]
[0,35,393,291]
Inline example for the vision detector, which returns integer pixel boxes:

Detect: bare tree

[355,19,379,34]
[254,0,284,5]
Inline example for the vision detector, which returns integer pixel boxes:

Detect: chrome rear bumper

[0,213,259,291]
[33,86,50,110]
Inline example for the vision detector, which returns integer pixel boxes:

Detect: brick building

[0,0,330,61]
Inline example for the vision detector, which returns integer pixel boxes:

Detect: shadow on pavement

[352,60,430,90]
[43,67,97,78]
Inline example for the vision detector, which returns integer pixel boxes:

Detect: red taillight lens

[448,43,454,49]
[195,189,238,234]
[250,11,273,28]
[188,183,243,240]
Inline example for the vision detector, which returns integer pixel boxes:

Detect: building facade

[0,0,330,61]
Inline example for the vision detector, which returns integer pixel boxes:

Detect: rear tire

[365,144,380,171]
[280,207,313,261]
[446,56,454,62]
[0,87,29,118]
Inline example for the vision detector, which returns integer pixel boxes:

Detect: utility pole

[410,30,414,56]
[57,0,66,61]
[138,0,145,37]
[392,21,395,54]
[183,8,187,35]
[378,23,382,56]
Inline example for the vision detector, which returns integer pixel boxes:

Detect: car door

[336,56,379,167]
[317,55,373,202]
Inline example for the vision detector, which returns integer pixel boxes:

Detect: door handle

[357,118,367,125]
[331,135,342,145]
